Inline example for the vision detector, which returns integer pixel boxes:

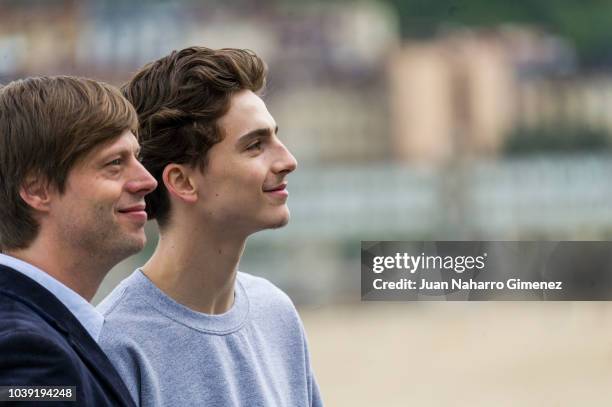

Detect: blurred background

[2,0,612,405]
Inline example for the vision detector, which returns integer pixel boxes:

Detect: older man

[0,76,157,405]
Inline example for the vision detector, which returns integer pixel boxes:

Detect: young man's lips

[263,184,289,198]
[263,183,286,191]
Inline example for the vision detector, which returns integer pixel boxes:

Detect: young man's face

[49,130,157,260]
[193,89,297,235]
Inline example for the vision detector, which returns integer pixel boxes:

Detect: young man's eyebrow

[237,126,279,145]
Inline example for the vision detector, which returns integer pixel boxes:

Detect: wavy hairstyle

[0,76,137,250]
[122,46,267,227]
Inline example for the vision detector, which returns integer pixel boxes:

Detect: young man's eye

[246,141,262,151]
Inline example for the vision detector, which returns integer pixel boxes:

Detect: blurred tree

[503,125,611,155]
[384,0,612,68]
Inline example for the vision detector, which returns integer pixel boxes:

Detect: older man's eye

[107,158,122,166]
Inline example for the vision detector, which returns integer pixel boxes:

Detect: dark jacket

[0,264,136,406]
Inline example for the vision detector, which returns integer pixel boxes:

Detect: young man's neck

[142,222,247,315]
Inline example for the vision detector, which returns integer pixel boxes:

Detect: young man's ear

[19,174,54,213]
[162,164,198,204]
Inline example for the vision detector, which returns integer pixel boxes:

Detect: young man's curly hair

[122,46,267,227]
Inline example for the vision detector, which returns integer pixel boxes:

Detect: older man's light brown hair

[0,76,138,250]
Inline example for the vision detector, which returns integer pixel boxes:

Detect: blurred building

[386,26,606,164]
[389,30,515,163]
[4,2,612,306]
[0,0,399,165]
[0,1,80,79]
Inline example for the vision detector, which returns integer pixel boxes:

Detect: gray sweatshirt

[97,270,323,407]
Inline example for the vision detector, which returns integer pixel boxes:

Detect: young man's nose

[272,142,298,175]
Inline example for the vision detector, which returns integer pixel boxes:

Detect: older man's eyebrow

[98,143,141,162]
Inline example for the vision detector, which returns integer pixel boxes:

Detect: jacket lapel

[0,265,135,407]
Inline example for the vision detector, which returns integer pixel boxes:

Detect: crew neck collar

[129,269,249,335]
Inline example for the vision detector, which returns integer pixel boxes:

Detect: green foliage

[503,124,612,155]
[384,0,612,66]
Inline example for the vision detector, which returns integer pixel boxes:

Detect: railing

[253,153,612,242]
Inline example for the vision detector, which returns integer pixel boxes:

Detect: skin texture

[8,130,158,300]
[143,90,297,314]
[53,131,156,258]
[193,89,297,234]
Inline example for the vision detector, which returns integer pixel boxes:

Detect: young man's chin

[266,213,291,230]
[248,213,290,234]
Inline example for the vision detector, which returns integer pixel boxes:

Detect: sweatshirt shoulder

[237,272,292,302]
[96,271,149,320]
[96,283,129,317]
[237,271,300,318]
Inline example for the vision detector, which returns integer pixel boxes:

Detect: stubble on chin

[60,205,145,265]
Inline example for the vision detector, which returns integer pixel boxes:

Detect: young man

[97,47,323,406]
[0,76,157,405]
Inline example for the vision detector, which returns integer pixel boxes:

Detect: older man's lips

[117,204,147,223]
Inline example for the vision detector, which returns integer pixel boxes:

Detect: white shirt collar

[0,253,104,342]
